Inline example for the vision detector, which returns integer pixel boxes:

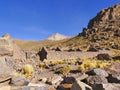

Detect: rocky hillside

[15,4,120,51]
[47,33,69,40]
[61,3,120,50]
[81,4,120,43]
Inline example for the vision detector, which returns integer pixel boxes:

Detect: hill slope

[15,4,120,51]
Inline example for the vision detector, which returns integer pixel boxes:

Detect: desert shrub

[39,62,45,68]
[14,64,34,78]
[78,58,112,71]
[61,65,71,76]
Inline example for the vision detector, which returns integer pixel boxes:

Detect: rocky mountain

[81,4,120,41]
[47,33,70,40]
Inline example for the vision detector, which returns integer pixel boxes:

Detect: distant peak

[2,33,11,39]
[47,33,70,40]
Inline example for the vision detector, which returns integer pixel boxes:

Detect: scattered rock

[96,53,112,60]
[105,63,120,74]
[47,76,63,85]
[71,80,92,90]
[61,76,76,84]
[0,57,14,75]
[86,75,108,85]
[107,72,120,83]
[68,48,75,52]
[112,56,120,60]
[55,47,61,51]
[92,83,120,90]
[87,45,99,52]
[111,44,120,50]
[86,68,109,77]
[76,48,82,52]
[10,76,30,86]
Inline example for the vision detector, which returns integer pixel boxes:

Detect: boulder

[111,44,120,50]
[61,76,76,84]
[57,77,76,90]
[86,75,108,85]
[105,63,120,74]
[96,53,112,60]
[47,76,63,85]
[68,48,75,52]
[0,57,14,75]
[71,80,92,90]
[10,76,30,86]
[102,84,120,90]
[0,37,13,56]
[91,83,120,90]
[86,68,109,77]
[76,48,82,52]
[0,34,26,60]
[107,72,120,83]
[0,75,12,87]
[87,45,98,52]
[37,47,48,61]
[55,47,61,51]
[15,87,30,90]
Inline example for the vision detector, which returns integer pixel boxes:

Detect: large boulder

[37,47,48,61]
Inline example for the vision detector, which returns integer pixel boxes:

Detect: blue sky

[0,0,119,40]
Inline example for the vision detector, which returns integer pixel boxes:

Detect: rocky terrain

[0,3,120,90]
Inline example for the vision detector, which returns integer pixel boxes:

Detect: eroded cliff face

[81,4,120,42]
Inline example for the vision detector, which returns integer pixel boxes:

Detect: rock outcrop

[80,4,120,44]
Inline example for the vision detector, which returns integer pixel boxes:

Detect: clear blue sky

[0,0,119,40]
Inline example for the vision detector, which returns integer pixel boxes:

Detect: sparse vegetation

[14,64,34,78]
[61,65,71,76]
